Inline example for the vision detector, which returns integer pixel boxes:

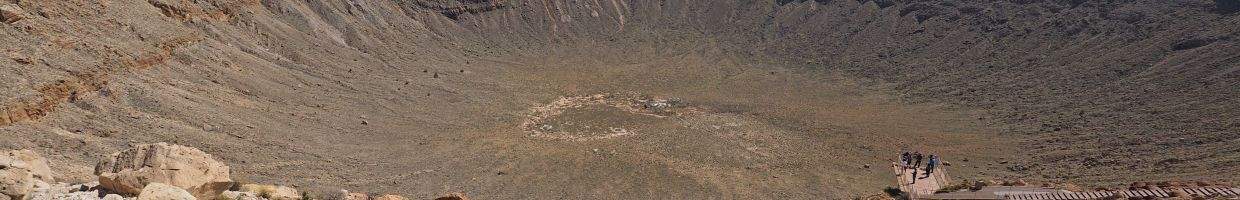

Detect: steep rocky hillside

[758,0,1240,185]
[0,0,1236,198]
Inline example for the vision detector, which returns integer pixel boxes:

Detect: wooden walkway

[1004,187,1240,200]
[892,162,951,199]
[889,158,1240,200]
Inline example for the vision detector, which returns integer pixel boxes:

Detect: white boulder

[137,183,195,200]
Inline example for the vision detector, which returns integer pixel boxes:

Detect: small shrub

[228,182,244,191]
[970,180,990,191]
[883,186,904,197]
[258,188,273,199]
[301,191,314,200]
[936,180,973,193]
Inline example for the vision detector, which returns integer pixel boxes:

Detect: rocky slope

[2,143,434,200]
[759,0,1240,185]
[0,0,1236,198]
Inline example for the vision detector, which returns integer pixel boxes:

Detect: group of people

[900,151,941,184]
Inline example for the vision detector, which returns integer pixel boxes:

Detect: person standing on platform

[901,151,912,169]
[923,155,939,179]
[913,152,924,170]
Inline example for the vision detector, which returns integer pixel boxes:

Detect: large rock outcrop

[0,150,54,199]
[94,143,231,199]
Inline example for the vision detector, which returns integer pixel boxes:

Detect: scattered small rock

[31,190,104,200]
[24,182,103,200]
[1006,164,1028,172]
[221,190,264,200]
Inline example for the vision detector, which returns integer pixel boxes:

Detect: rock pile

[94,143,233,199]
[1,150,55,199]
[2,143,431,200]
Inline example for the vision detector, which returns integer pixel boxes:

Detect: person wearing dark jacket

[913,152,924,169]
[901,151,912,168]
[911,165,919,184]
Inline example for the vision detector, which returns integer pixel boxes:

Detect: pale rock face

[220,190,265,200]
[0,170,33,199]
[0,4,24,23]
[137,183,196,200]
[102,194,129,200]
[0,150,54,199]
[94,143,231,199]
[238,184,300,200]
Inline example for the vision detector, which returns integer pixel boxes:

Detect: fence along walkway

[1004,187,1240,200]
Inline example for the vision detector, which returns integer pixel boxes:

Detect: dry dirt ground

[0,0,1237,199]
